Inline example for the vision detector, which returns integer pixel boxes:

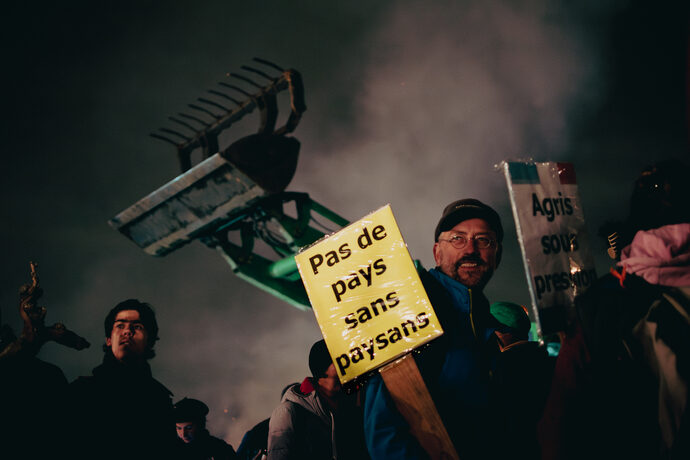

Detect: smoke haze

[2,0,687,446]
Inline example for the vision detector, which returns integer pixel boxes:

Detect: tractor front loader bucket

[109,60,346,309]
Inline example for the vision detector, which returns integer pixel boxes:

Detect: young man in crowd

[69,299,178,459]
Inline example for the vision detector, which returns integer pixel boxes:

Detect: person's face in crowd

[317,363,341,400]
[106,309,148,362]
[176,422,199,443]
[433,218,500,290]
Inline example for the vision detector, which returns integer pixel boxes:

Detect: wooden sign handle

[379,353,460,460]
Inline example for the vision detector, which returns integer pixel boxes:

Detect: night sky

[2,0,688,447]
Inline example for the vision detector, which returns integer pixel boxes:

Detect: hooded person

[538,159,690,460]
[266,339,369,460]
[174,397,238,460]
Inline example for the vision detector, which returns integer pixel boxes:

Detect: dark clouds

[2,0,687,446]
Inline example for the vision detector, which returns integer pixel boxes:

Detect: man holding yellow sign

[364,199,541,459]
[296,199,545,459]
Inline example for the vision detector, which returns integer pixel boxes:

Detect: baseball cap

[434,198,503,242]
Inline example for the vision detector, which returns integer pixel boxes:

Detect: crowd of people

[1,159,688,459]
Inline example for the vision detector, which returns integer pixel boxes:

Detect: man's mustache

[454,256,485,269]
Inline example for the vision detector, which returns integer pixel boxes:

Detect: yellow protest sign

[295,205,443,384]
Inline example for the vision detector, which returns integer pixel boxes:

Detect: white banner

[503,161,596,335]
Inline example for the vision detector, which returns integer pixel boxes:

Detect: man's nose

[464,240,480,253]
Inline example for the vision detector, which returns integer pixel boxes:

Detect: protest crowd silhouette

[1,160,688,460]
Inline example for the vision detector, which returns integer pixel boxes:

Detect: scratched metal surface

[108,154,265,256]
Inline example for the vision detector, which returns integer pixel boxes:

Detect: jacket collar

[428,268,472,314]
[300,377,316,394]
[428,267,496,342]
[93,351,153,380]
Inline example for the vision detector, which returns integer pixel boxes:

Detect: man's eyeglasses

[438,234,496,249]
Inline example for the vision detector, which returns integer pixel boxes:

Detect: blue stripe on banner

[508,162,540,184]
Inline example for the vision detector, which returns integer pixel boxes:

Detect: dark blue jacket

[363,268,505,460]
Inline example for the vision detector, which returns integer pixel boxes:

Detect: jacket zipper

[468,288,478,340]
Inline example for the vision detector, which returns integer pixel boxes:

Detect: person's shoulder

[418,268,456,324]
[578,273,662,324]
[583,272,659,299]
[271,390,323,427]
[269,399,305,436]
[208,434,235,450]
[67,374,103,412]
[70,373,97,391]
[251,417,270,433]
[4,356,69,387]
[271,398,298,419]
[69,363,113,390]
[148,376,174,398]
[418,267,443,293]
[30,357,68,383]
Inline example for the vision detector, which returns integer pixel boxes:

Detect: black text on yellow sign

[295,205,443,383]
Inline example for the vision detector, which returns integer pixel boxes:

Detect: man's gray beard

[450,261,492,290]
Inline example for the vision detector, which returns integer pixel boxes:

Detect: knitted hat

[308,339,333,378]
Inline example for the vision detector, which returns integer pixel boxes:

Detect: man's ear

[432,242,442,266]
[106,337,112,347]
[495,244,502,267]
